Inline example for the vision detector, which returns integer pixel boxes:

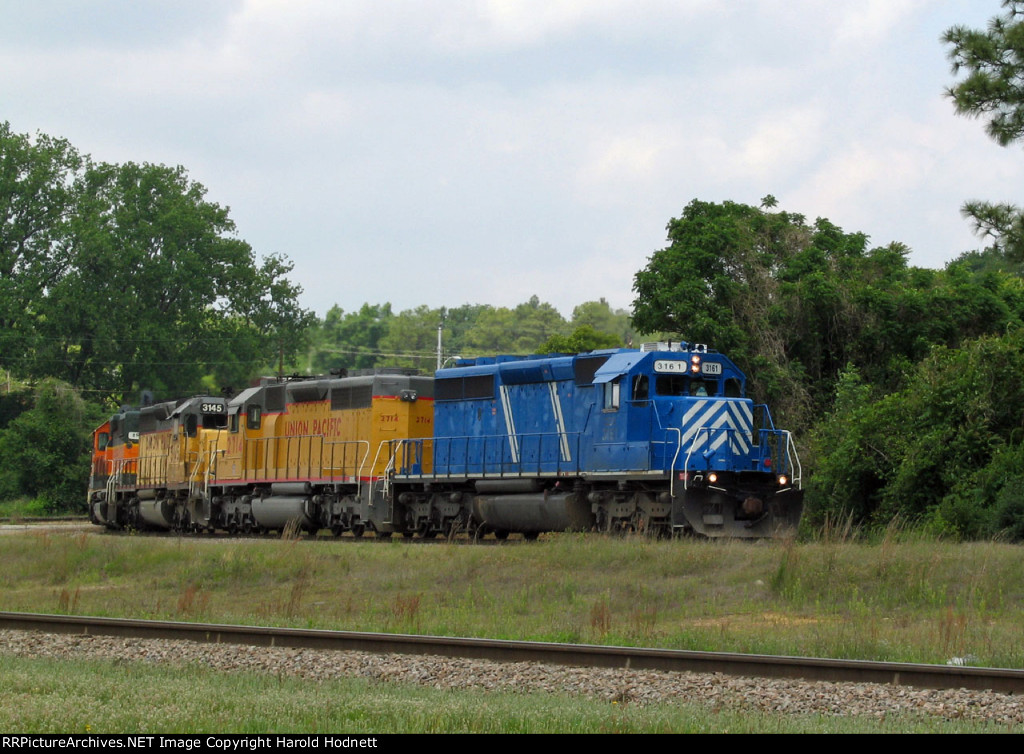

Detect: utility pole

[436,322,443,372]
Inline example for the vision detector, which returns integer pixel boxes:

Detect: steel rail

[1,611,1021,694]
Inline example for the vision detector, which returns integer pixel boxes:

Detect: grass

[2,527,1024,666]
[2,527,1024,733]
[0,653,1013,734]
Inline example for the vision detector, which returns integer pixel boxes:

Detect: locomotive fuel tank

[137,496,176,529]
[472,486,592,534]
[251,495,318,531]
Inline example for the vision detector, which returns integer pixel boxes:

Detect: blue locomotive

[392,342,802,538]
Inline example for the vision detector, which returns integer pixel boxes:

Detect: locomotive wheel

[522,531,540,541]
[493,529,509,541]
[331,525,344,537]
[351,523,365,538]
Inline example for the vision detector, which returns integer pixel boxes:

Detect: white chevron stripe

[499,385,519,463]
[548,382,571,462]
[681,399,755,457]
[725,402,752,454]
[682,401,727,445]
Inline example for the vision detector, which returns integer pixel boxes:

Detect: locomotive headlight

[778,474,788,486]
[707,472,718,484]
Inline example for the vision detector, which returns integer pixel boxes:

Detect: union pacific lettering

[283,417,351,437]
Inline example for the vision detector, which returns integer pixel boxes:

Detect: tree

[57,161,311,397]
[806,329,1024,539]
[944,2,1024,260]
[541,325,622,354]
[0,129,314,401]
[632,198,1024,430]
[0,123,83,371]
[378,305,446,371]
[570,298,634,345]
[310,303,394,373]
[0,380,99,510]
[462,296,568,355]
[944,1,1024,147]
[631,200,849,425]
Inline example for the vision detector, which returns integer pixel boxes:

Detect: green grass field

[1,652,1010,734]
[1,526,1022,732]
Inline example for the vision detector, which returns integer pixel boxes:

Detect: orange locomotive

[88,408,140,526]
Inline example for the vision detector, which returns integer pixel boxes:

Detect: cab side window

[246,405,262,430]
[632,375,649,401]
[603,380,621,411]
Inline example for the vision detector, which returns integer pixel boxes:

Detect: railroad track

[2,611,1021,694]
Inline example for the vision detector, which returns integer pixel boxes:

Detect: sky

[2,1,1021,320]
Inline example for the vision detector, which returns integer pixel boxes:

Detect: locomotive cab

[590,343,803,537]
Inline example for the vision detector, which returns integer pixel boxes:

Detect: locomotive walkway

[1,611,1021,694]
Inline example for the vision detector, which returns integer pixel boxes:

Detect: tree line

[303,297,635,375]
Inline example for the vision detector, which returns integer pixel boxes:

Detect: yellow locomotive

[88,369,433,536]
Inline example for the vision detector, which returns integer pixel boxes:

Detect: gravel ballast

[2,629,1022,726]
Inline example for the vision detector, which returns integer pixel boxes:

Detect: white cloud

[831,0,928,48]
[1,1,1020,318]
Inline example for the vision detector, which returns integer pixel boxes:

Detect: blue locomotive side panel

[433,354,585,475]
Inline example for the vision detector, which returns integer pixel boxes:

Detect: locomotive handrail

[651,403,684,496]
[681,425,746,490]
[371,440,405,526]
[186,450,203,494]
[105,460,119,501]
[784,430,802,489]
[324,439,370,491]
[245,434,369,486]
[754,404,777,432]
[379,441,401,501]
[754,427,802,489]
[203,437,224,498]
[135,451,167,488]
